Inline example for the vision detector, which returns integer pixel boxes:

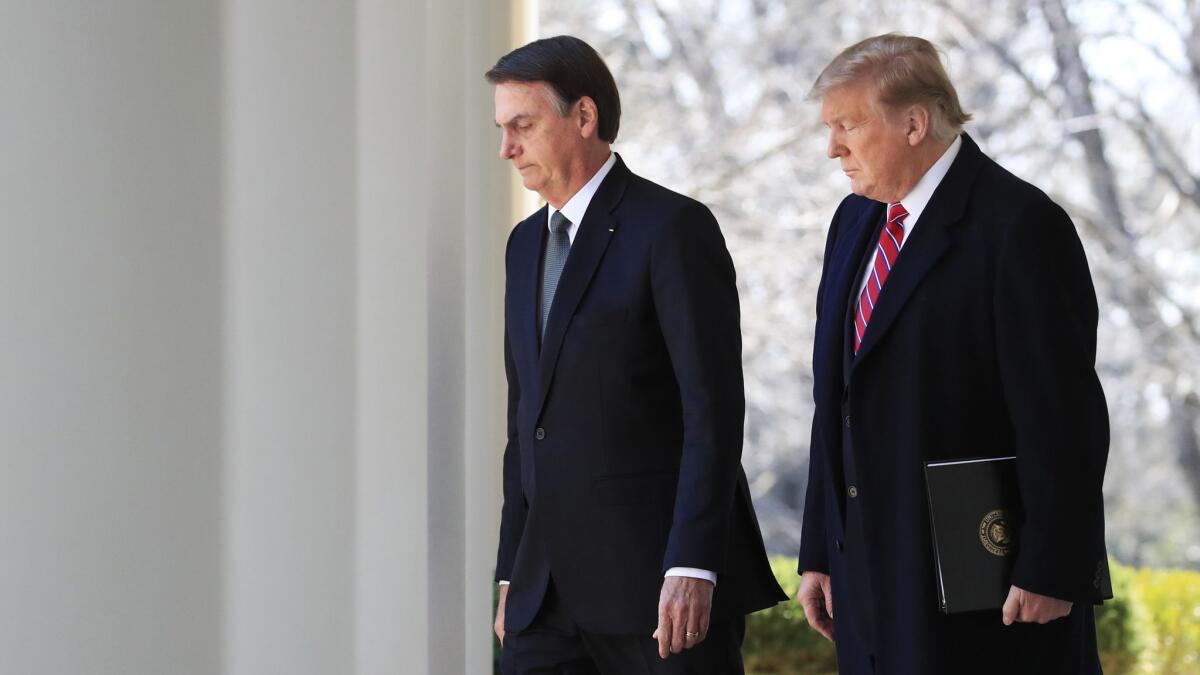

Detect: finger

[1002,586,1020,625]
[697,602,711,644]
[822,578,834,619]
[1022,595,1041,624]
[800,594,834,642]
[656,615,671,659]
[670,605,687,654]
[684,601,708,648]
[811,611,834,642]
[800,595,822,632]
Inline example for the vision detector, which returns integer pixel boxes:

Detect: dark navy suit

[496,155,785,672]
[798,135,1111,674]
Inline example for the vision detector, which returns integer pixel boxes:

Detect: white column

[354,0,431,672]
[355,1,519,672]
[0,2,223,674]
[223,0,357,673]
[228,0,521,673]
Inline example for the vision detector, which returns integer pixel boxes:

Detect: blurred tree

[539,0,1200,569]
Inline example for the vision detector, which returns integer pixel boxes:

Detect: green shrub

[1133,567,1200,674]
[1095,559,1149,674]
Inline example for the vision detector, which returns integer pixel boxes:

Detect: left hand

[1001,585,1073,625]
[652,576,714,658]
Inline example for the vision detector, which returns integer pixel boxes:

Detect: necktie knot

[550,211,571,234]
[887,202,909,227]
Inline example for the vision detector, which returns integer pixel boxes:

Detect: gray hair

[810,33,972,142]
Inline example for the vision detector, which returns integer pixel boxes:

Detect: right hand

[494,584,509,645]
[796,571,835,642]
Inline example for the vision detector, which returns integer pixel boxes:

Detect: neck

[542,145,611,209]
[892,137,952,203]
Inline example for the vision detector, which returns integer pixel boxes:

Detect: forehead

[494,81,554,123]
[820,82,878,122]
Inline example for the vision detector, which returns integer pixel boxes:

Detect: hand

[796,571,835,642]
[652,576,714,658]
[1001,585,1072,625]
[494,584,509,645]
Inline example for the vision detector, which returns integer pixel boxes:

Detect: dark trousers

[501,581,746,675]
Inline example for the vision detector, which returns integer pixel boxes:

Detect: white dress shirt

[502,150,716,587]
[547,151,617,241]
[855,134,963,298]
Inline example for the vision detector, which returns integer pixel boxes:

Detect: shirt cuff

[665,567,717,585]
[498,580,510,586]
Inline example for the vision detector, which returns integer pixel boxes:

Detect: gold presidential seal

[979,509,1013,557]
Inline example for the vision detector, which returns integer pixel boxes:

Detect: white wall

[1,0,518,673]
[0,2,223,673]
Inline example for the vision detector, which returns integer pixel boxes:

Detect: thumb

[823,580,834,618]
[1001,586,1021,626]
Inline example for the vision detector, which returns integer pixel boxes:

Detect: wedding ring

[685,631,701,639]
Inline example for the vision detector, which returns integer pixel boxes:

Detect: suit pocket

[592,471,678,506]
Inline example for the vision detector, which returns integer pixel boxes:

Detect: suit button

[848,485,858,498]
[836,539,844,552]
[844,415,851,428]
[535,427,545,440]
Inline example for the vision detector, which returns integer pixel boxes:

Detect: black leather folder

[924,456,1022,614]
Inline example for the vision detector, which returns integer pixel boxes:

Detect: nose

[826,130,843,159]
[499,130,517,160]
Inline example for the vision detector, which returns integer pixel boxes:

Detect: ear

[576,96,599,139]
[905,104,931,146]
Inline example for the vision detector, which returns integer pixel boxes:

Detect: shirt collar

[548,151,616,236]
[897,134,962,226]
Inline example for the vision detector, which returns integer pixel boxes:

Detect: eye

[517,123,532,131]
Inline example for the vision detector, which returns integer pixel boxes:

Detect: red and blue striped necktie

[853,202,908,353]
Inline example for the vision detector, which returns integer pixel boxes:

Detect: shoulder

[505,206,546,259]
[621,172,717,231]
[836,193,878,221]
[969,155,1079,251]
[974,156,1058,214]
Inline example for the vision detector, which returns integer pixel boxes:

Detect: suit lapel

[513,206,547,369]
[830,201,888,386]
[534,156,630,418]
[850,134,984,372]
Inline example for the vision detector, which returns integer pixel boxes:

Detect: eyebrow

[495,113,533,128]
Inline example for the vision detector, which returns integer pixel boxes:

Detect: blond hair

[811,33,972,142]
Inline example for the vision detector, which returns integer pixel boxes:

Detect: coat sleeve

[650,201,745,574]
[494,233,527,583]
[797,197,848,576]
[797,422,830,574]
[994,196,1111,604]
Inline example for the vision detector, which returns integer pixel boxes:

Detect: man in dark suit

[795,34,1112,674]
[487,36,786,675]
